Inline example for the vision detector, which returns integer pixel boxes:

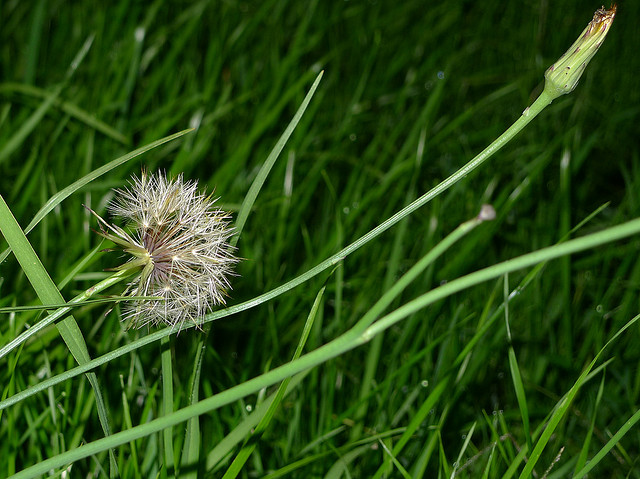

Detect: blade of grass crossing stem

[0,129,194,264]
[8,224,640,479]
[573,372,605,475]
[222,286,325,478]
[0,193,91,363]
[161,335,175,476]
[0,194,118,476]
[518,313,640,479]
[180,71,324,476]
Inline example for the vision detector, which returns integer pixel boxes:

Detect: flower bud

[544,4,616,99]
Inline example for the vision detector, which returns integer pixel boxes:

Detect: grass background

[1,0,640,477]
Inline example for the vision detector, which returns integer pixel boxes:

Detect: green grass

[1,1,640,478]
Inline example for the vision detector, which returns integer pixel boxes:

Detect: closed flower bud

[544,4,616,99]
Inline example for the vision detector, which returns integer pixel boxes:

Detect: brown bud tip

[544,4,617,98]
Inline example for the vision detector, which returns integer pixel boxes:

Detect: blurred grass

[1,0,640,477]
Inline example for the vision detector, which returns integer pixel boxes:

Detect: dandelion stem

[207,89,554,322]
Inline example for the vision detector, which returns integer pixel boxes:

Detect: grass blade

[232,70,324,245]
[221,286,325,478]
[517,313,640,479]
[7,218,640,478]
[0,193,118,475]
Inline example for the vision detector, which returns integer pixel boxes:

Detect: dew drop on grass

[437,71,445,79]
[421,380,428,387]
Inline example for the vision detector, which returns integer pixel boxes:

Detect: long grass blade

[221,286,325,478]
[0,193,118,474]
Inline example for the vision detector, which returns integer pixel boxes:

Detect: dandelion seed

[89,170,238,331]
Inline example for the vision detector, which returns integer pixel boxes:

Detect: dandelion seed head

[93,170,238,331]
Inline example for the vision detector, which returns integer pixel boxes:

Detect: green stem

[349,213,488,338]
[11,215,640,479]
[205,89,554,321]
[0,88,557,401]
[0,270,132,360]
[336,89,553,263]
